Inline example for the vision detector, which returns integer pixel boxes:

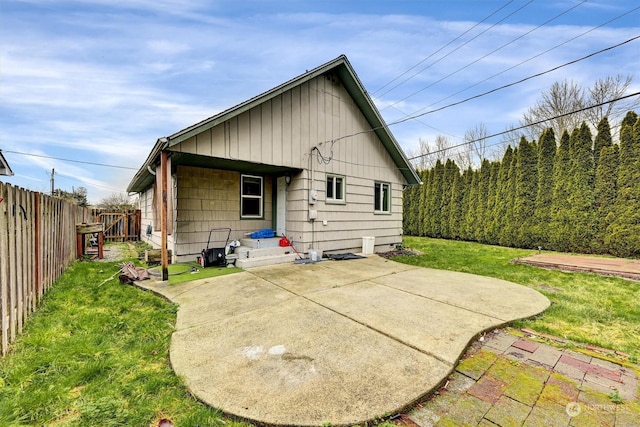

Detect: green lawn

[0,259,247,427]
[148,261,242,285]
[2,238,638,425]
[396,237,640,360]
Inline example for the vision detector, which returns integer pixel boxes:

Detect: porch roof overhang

[127,55,420,193]
[130,151,302,192]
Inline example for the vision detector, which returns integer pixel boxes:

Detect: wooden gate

[92,209,141,242]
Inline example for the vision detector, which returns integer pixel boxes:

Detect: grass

[0,257,247,427]
[396,237,640,359]
[148,261,242,285]
[3,238,638,425]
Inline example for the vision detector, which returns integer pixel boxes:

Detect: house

[127,55,420,267]
[0,150,14,176]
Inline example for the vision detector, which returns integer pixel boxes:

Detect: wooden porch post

[161,150,169,281]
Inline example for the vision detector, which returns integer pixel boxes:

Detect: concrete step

[239,237,282,249]
[234,245,294,258]
[235,253,299,269]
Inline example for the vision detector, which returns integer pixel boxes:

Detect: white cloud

[1,0,638,202]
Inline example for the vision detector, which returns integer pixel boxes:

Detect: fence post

[0,183,9,356]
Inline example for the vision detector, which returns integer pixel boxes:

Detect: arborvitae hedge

[606,116,640,257]
[402,112,640,257]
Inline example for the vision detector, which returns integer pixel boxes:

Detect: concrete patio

[136,256,550,426]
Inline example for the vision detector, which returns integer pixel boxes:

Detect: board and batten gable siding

[173,166,273,260]
[170,72,406,253]
[172,74,358,171]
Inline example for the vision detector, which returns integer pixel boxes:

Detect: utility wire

[409,6,640,116]
[3,150,139,170]
[383,0,587,111]
[321,34,639,148]
[372,0,518,96]
[407,91,640,160]
[377,0,535,101]
[396,35,640,123]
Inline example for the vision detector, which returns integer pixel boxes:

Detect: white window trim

[326,174,346,204]
[241,174,263,219]
[374,181,391,214]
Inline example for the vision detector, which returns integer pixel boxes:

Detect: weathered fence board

[91,209,141,242]
[0,182,88,356]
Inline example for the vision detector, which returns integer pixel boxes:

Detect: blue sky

[1,0,638,203]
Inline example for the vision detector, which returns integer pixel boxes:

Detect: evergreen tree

[534,129,556,248]
[550,130,572,251]
[440,159,459,239]
[594,144,619,252]
[593,117,612,171]
[459,167,475,241]
[448,167,467,240]
[463,169,480,241]
[490,147,513,245]
[606,117,640,257]
[567,122,596,252]
[620,110,638,131]
[499,147,518,247]
[514,137,538,248]
[484,161,501,245]
[402,178,421,236]
[427,160,445,237]
[474,159,492,243]
[418,169,431,236]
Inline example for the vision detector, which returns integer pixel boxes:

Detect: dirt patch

[377,249,421,259]
[514,254,640,281]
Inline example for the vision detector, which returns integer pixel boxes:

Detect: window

[241,175,263,218]
[374,182,391,213]
[326,175,345,203]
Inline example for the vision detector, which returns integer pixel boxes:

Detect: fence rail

[90,209,141,242]
[0,182,92,356]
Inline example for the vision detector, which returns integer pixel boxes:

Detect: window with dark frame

[241,174,263,218]
[374,181,391,213]
[326,175,345,203]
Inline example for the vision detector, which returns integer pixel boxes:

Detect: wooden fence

[0,182,92,356]
[90,209,141,242]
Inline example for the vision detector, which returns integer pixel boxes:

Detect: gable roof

[0,150,14,176]
[128,55,420,192]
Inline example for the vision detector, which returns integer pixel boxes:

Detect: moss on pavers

[616,399,640,427]
[483,395,532,427]
[504,363,550,406]
[570,388,617,426]
[488,357,524,384]
[468,375,508,404]
[539,372,580,406]
[410,390,461,425]
[435,394,490,426]
[523,399,570,427]
[408,331,639,427]
[456,350,498,380]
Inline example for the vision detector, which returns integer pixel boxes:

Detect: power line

[395,35,640,123]
[407,91,640,160]
[408,6,640,116]
[379,32,639,142]
[382,0,587,111]
[3,150,139,170]
[372,0,519,96]
[320,33,640,149]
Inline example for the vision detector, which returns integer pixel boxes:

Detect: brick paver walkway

[400,329,639,427]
